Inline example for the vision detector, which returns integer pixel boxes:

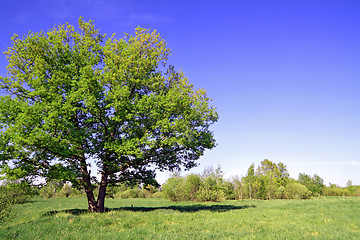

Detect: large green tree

[0,18,218,212]
[255,159,290,199]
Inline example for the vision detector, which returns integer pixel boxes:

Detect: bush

[151,191,164,198]
[197,187,225,202]
[298,173,324,196]
[346,185,360,196]
[0,187,12,220]
[276,186,286,199]
[162,169,228,202]
[0,182,34,220]
[284,183,311,199]
[140,189,152,198]
[196,177,225,202]
[40,181,64,199]
[106,184,127,198]
[324,185,351,196]
[221,181,236,200]
[58,184,72,197]
[184,174,202,201]
[40,184,56,198]
[115,188,145,199]
[162,177,187,201]
[109,183,158,199]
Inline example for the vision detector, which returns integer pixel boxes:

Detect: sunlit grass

[1,197,359,239]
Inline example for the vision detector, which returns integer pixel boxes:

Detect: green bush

[184,174,202,201]
[197,187,225,202]
[140,189,152,198]
[221,181,236,200]
[109,183,158,199]
[298,173,324,196]
[346,184,360,196]
[58,184,72,197]
[276,186,286,199]
[324,185,351,196]
[115,188,145,199]
[196,176,225,202]
[0,182,34,220]
[106,184,127,198]
[162,176,187,201]
[162,169,228,202]
[151,191,164,198]
[284,183,311,199]
[40,184,56,198]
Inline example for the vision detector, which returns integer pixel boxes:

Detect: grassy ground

[0,196,359,239]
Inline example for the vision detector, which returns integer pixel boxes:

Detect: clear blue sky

[1,0,359,186]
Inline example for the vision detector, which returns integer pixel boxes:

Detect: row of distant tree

[37,180,162,199]
[1,159,359,219]
[162,160,360,201]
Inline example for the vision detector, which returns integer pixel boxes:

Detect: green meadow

[1,197,359,239]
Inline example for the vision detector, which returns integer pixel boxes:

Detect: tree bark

[86,188,98,212]
[80,158,99,212]
[96,172,108,212]
[249,185,252,199]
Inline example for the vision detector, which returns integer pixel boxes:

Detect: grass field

[0,197,359,239]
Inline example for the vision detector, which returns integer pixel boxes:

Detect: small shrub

[140,189,151,198]
[323,185,351,196]
[197,188,225,202]
[116,188,144,199]
[184,174,202,201]
[285,183,311,199]
[276,186,286,199]
[151,191,164,198]
[196,177,225,202]
[40,185,56,199]
[40,181,64,199]
[0,182,34,220]
[58,184,72,197]
[144,184,158,194]
[162,177,187,201]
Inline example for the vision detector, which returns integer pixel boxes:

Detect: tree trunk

[79,155,109,212]
[96,172,108,213]
[249,185,252,199]
[86,188,99,212]
[80,159,99,212]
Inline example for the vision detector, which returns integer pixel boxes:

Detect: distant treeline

[162,160,360,202]
[1,159,359,218]
[34,180,162,200]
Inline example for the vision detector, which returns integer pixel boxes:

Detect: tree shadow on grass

[44,204,255,216]
[110,204,255,213]
[45,208,88,216]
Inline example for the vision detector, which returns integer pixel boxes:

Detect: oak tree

[0,18,218,212]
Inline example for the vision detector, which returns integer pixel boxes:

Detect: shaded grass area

[45,203,255,216]
[1,197,360,239]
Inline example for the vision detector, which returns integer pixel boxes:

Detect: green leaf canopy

[0,18,218,211]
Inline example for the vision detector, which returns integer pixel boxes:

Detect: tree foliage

[283,182,312,199]
[0,18,218,212]
[298,173,324,197]
[158,162,358,202]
